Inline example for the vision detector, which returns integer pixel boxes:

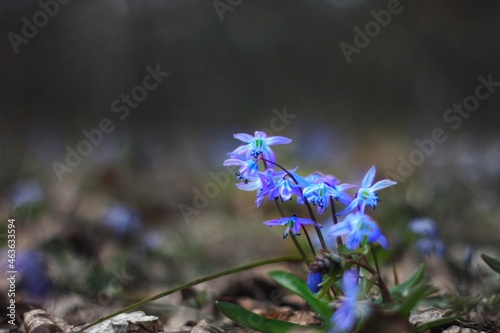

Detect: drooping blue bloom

[223,158,260,182]
[268,176,303,202]
[337,166,396,215]
[307,271,323,293]
[302,182,354,215]
[263,214,322,238]
[330,270,359,333]
[328,212,388,250]
[227,131,292,163]
[251,169,302,207]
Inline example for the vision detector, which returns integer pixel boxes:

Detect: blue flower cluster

[224,131,397,332]
[224,131,396,248]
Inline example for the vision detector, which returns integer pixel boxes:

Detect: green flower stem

[301,225,316,257]
[329,197,343,247]
[77,255,305,332]
[290,233,308,260]
[392,263,399,285]
[371,244,381,281]
[303,199,328,251]
[346,259,393,303]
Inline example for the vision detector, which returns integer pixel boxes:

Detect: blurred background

[1,0,500,326]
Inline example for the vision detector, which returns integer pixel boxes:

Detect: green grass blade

[411,314,460,332]
[481,253,500,274]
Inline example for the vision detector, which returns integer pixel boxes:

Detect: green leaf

[481,253,500,274]
[269,270,333,322]
[215,301,321,333]
[398,284,434,317]
[412,314,460,332]
[390,263,425,296]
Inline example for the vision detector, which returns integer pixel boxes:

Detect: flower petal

[223,158,244,166]
[265,136,292,145]
[262,219,285,227]
[336,198,360,216]
[233,133,254,142]
[328,222,351,238]
[370,179,397,192]
[361,165,376,188]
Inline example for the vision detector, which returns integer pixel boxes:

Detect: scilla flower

[227,131,292,163]
[338,166,396,215]
[330,270,359,333]
[263,214,322,238]
[268,176,303,202]
[223,158,260,182]
[328,212,388,250]
[302,182,354,215]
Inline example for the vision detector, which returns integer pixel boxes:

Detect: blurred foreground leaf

[216,301,320,333]
[481,253,500,274]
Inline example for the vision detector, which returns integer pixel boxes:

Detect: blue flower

[330,270,359,333]
[302,182,354,215]
[268,176,303,202]
[263,214,322,238]
[223,158,260,182]
[307,271,323,293]
[227,131,292,163]
[338,166,396,215]
[10,250,52,300]
[328,212,388,250]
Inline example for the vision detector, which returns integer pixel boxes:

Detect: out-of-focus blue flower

[227,131,292,163]
[307,271,323,293]
[338,166,396,215]
[142,230,164,250]
[302,182,354,215]
[409,218,445,257]
[104,203,141,236]
[330,270,359,333]
[263,214,322,238]
[223,158,260,182]
[409,218,439,238]
[9,250,52,300]
[415,238,445,257]
[328,212,388,250]
[10,180,43,208]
